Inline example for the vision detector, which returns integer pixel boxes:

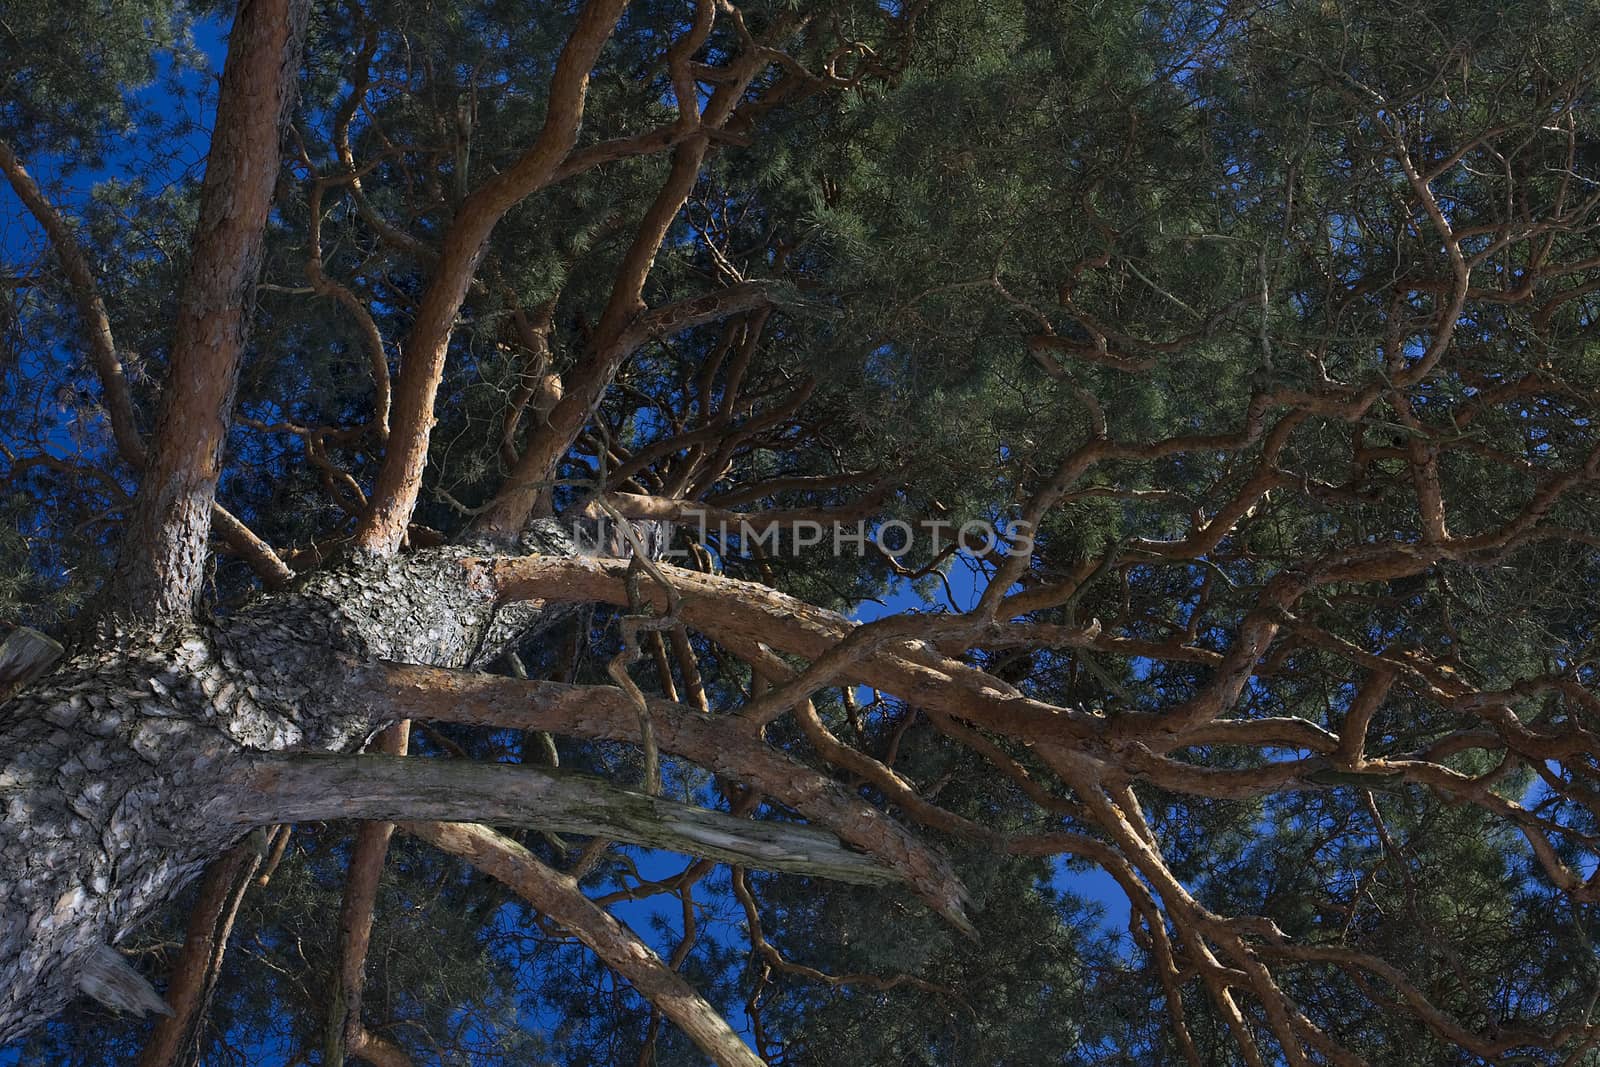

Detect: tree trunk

[0,524,925,1041]
[0,530,574,1041]
[110,0,309,618]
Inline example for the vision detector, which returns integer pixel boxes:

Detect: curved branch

[353,0,632,555]
[407,820,764,1067]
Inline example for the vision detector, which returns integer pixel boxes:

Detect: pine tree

[5,1,1600,1064]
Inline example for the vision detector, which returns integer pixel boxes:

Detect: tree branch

[352,0,631,555]
[481,554,1103,745]
[0,137,292,591]
[324,721,410,1067]
[0,136,142,463]
[133,845,261,1067]
[470,15,783,540]
[233,753,902,886]
[110,0,309,616]
[356,660,972,931]
[407,820,764,1067]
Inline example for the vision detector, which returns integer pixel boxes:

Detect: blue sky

[0,14,1136,1063]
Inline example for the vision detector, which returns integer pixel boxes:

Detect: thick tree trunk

[0,525,928,1041]
[0,530,572,1041]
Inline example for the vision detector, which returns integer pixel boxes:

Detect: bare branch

[234,753,904,886]
[407,820,764,1067]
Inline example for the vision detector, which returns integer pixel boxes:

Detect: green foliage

[9,0,1600,1062]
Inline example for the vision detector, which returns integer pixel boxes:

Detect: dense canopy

[4,0,1600,1064]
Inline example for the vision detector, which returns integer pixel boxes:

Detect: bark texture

[0,523,924,1041]
[239,755,902,886]
[0,530,567,1040]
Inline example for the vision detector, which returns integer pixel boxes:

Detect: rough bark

[0,524,943,1041]
[0,629,63,704]
[110,0,310,618]
[0,532,559,1040]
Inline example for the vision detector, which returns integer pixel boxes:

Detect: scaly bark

[0,534,564,1041]
[0,525,943,1041]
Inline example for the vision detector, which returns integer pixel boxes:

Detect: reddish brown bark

[0,138,292,591]
[349,1030,415,1067]
[471,282,782,538]
[133,847,257,1067]
[471,25,776,540]
[325,721,411,1067]
[360,660,972,931]
[351,0,630,556]
[482,554,1104,745]
[110,0,310,617]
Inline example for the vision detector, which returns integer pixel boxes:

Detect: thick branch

[359,661,972,930]
[134,846,259,1067]
[0,139,292,590]
[234,754,901,886]
[482,555,1101,744]
[352,0,630,555]
[111,0,309,616]
[472,24,779,539]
